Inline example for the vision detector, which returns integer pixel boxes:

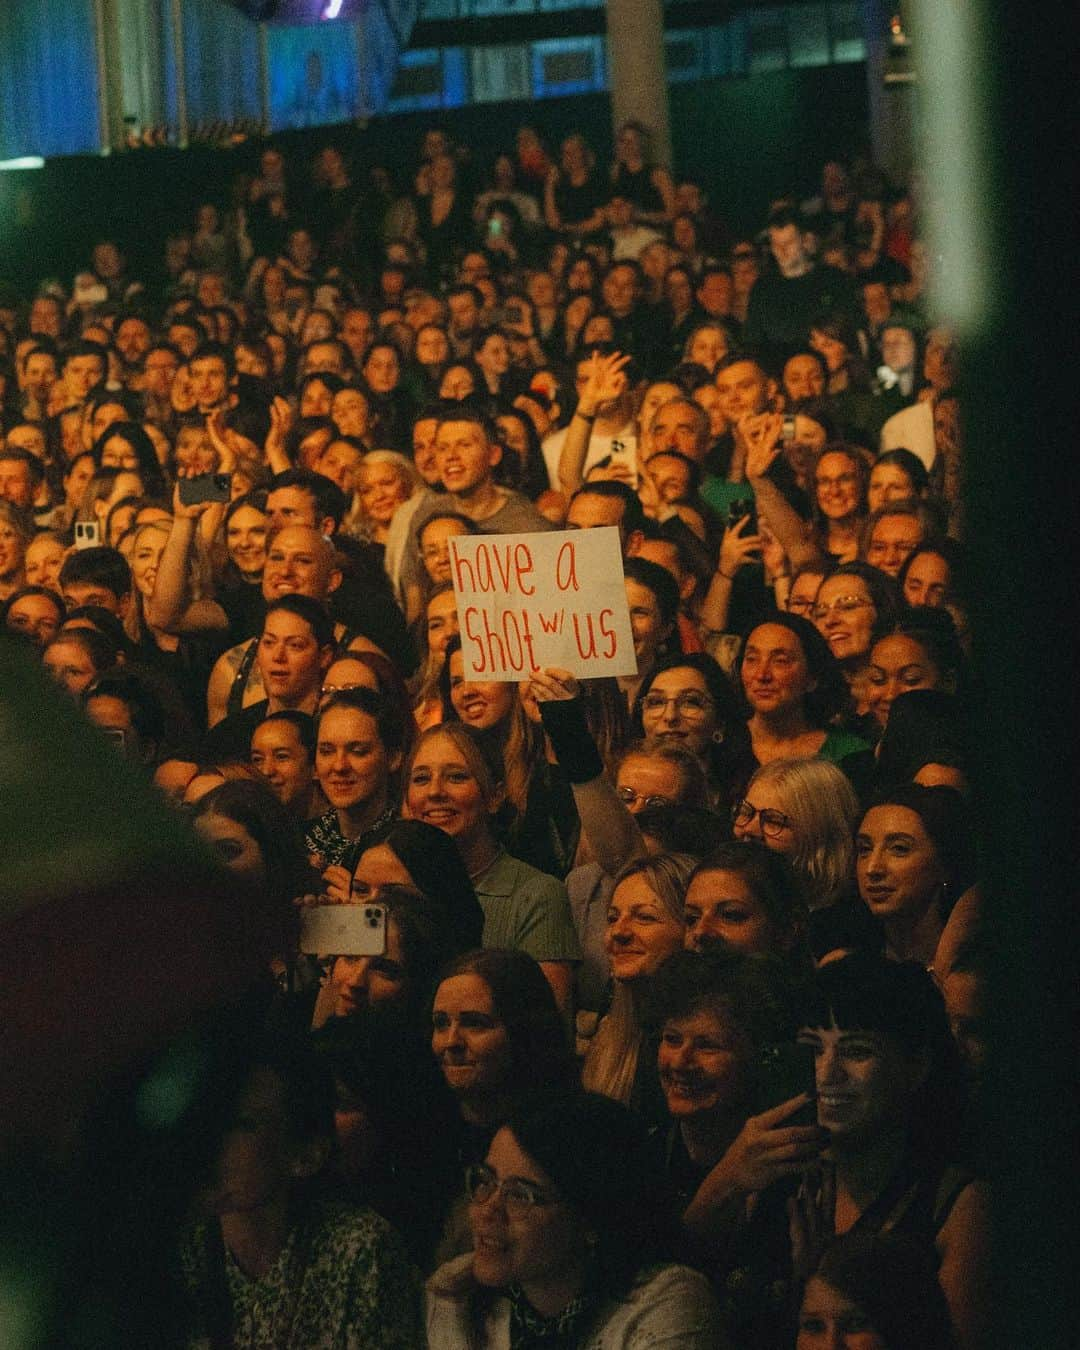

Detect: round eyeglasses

[640,691,714,718]
[731,798,794,838]
[617,785,676,810]
[465,1163,558,1216]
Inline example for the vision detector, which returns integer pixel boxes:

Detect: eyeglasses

[617,785,675,810]
[732,799,794,838]
[465,1163,558,1216]
[810,595,872,622]
[321,682,366,697]
[641,691,714,718]
[787,596,815,614]
[815,472,857,490]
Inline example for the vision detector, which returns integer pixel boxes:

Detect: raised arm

[543,165,564,233]
[698,514,762,637]
[144,486,228,634]
[557,349,631,496]
[264,395,295,477]
[683,1096,828,1246]
[531,667,645,877]
[741,413,821,572]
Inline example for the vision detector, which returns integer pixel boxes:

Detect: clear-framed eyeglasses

[810,595,872,622]
[464,1163,559,1216]
[731,798,794,838]
[640,691,714,718]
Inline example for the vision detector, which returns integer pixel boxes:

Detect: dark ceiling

[224,0,372,22]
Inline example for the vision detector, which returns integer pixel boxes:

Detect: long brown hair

[581,853,695,1103]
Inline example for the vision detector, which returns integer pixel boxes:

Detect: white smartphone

[299,903,387,956]
[74,521,101,550]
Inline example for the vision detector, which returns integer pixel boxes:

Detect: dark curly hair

[737,611,850,727]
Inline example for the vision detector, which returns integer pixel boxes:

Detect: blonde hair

[126,518,209,642]
[581,853,695,1104]
[359,450,419,497]
[747,757,859,909]
[405,722,502,810]
[412,582,455,716]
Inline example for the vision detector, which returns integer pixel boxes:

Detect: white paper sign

[449,527,637,681]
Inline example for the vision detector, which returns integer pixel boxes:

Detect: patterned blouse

[178,1198,423,1349]
[303,806,396,870]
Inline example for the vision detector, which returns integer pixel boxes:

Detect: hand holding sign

[450,527,636,681]
[526,667,581,703]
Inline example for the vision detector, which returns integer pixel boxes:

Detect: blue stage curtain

[162,0,261,128]
[0,0,101,158]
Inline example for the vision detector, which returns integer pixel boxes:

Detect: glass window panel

[746,8,788,73]
[788,4,830,67]
[465,0,534,14]
[665,29,705,83]
[830,1,866,61]
[469,43,531,102]
[531,36,604,97]
[388,48,444,111]
[441,47,469,106]
[706,16,747,77]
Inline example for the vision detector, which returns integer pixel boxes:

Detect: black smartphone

[726,496,758,535]
[753,1041,817,1124]
[178,472,232,506]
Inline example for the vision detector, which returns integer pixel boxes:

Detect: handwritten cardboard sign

[449,526,637,680]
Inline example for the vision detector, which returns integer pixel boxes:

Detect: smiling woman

[865,609,965,734]
[798,954,987,1349]
[646,950,819,1260]
[681,839,809,968]
[855,784,975,967]
[437,638,578,878]
[811,445,869,564]
[630,651,750,810]
[738,613,867,775]
[582,853,695,1108]
[426,1090,721,1348]
[304,687,406,867]
[430,949,574,1134]
[356,450,418,546]
[403,724,581,1009]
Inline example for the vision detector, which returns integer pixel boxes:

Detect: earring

[712,728,725,744]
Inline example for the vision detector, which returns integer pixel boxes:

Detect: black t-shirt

[556,175,606,227]
[217,576,417,680]
[219,580,267,648]
[743,264,857,359]
[133,630,225,735]
[332,577,418,678]
[612,163,665,215]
